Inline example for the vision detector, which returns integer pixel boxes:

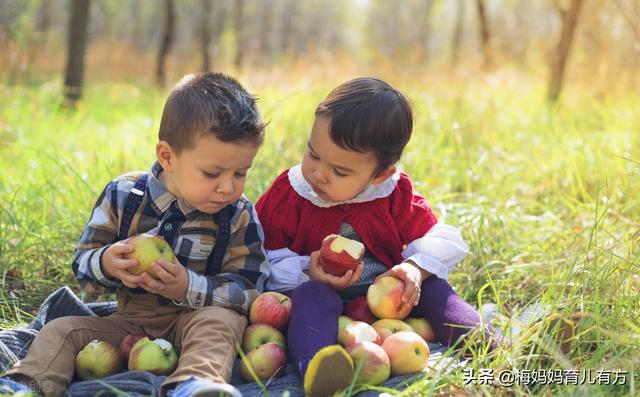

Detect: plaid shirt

[72,162,270,314]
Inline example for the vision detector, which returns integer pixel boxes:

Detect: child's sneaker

[170,377,242,397]
[304,345,354,397]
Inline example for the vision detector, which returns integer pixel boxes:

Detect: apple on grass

[338,321,381,347]
[405,317,437,343]
[249,292,292,331]
[128,337,178,375]
[75,339,121,380]
[344,296,376,324]
[242,323,286,352]
[371,319,415,343]
[346,341,391,386]
[319,234,364,276]
[124,233,175,279]
[239,343,287,382]
[381,331,430,376]
[367,276,412,320]
[119,332,148,368]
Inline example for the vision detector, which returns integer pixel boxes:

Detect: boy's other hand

[102,242,143,289]
[308,251,363,289]
[137,259,188,302]
[377,262,430,306]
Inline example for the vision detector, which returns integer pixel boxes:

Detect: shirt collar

[148,161,199,216]
[287,164,400,208]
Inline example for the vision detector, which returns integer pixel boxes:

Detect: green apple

[124,233,175,279]
[337,321,381,347]
[128,337,178,375]
[242,323,286,352]
[371,319,414,343]
[240,342,287,382]
[367,276,412,320]
[346,341,391,386]
[75,339,121,380]
[381,331,429,376]
[338,315,354,335]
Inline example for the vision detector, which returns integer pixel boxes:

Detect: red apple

[381,331,430,376]
[242,323,286,352]
[346,341,391,386]
[240,343,287,382]
[371,319,414,343]
[319,234,364,276]
[249,292,292,331]
[367,276,412,320]
[405,317,437,343]
[344,296,376,324]
[337,321,381,347]
[119,332,148,368]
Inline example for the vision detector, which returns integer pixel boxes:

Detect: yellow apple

[124,233,175,279]
[381,331,429,376]
[371,319,414,343]
[405,317,437,343]
[367,276,412,320]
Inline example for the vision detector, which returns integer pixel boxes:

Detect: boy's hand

[376,262,430,306]
[137,259,189,302]
[101,242,143,289]
[308,251,363,289]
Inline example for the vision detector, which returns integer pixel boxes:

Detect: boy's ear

[371,165,396,185]
[156,141,175,171]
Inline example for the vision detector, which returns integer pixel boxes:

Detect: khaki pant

[4,290,247,397]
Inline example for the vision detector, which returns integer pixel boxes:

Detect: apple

[405,317,437,343]
[344,296,376,324]
[128,337,178,375]
[75,339,121,380]
[337,321,381,347]
[338,315,353,334]
[319,234,364,276]
[239,342,287,382]
[249,292,292,331]
[367,276,412,320]
[242,323,286,352]
[119,332,148,368]
[371,319,414,343]
[124,233,175,279]
[381,331,430,376]
[346,341,391,386]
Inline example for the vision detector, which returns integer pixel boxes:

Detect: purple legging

[287,276,491,376]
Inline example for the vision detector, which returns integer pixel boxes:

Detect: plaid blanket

[0,287,459,396]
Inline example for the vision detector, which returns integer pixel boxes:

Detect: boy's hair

[159,72,265,153]
[315,77,413,174]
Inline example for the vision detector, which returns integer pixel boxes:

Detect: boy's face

[157,133,259,214]
[301,116,395,203]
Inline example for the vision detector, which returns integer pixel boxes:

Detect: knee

[39,316,83,337]
[291,281,342,313]
[189,307,246,336]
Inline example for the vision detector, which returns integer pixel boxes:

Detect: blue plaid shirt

[72,162,270,314]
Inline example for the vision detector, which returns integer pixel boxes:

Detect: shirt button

[164,223,173,231]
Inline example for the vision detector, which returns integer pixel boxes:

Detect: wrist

[405,260,431,281]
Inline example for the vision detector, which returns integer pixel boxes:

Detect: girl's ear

[156,141,176,171]
[371,165,396,185]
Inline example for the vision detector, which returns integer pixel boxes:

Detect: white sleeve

[265,247,311,292]
[401,223,469,280]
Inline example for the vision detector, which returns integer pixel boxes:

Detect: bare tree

[201,0,211,71]
[156,0,175,86]
[475,0,492,67]
[64,0,90,106]
[233,0,245,70]
[450,0,466,66]
[548,0,584,102]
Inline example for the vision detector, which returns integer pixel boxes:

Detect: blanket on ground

[0,287,460,396]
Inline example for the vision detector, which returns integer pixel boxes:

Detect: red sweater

[255,170,437,268]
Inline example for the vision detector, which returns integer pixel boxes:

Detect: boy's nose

[216,179,234,195]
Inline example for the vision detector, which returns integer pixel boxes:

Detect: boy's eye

[333,169,348,177]
[203,171,220,179]
[235,172,247,178]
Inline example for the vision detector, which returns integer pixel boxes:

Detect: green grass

[0,75,638,396]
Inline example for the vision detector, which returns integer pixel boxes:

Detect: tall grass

[0,71,638,395]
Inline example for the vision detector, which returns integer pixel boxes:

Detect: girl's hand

[376,262,430,306]
[308,251,364,289]
[137,259,189,302]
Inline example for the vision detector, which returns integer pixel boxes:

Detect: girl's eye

[334,169,347,177]
[203,171,220,179]
[309,151,319,160]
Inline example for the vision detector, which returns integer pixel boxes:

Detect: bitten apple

[124,233,175,279]
[344,296,376,324]
[405,317,437,343]
[367,276,412,320]
[338,315,354,334]
[371,319,414,343]
[381,331,430,376]
[319,234,364,276]
[242,323,286,352]
[119,332,148,368]
[346,341,391,386]
[337,321,381,347]
[240,343,287,382]
[75,339,121,380]
[128,337,178,375]
[249,292,292,331]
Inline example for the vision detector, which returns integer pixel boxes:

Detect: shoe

[304,345,354,397]
[0,377,37,396]
[170,378,242,397]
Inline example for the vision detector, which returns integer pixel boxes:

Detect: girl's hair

[315,77,413,174]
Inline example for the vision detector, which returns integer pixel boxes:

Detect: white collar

[287,164,400,208]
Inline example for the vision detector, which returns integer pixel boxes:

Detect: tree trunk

[201,0,211,71]
[64,0,90,106]
[548,0,584,103]
[233,0,245,70]
[156,0,175,87]
[417,0,435,63]
[259,0,273,61]
[475,0,492,67]
[450,0,465,66]
[35,0,53,33]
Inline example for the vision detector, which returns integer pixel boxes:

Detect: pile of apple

[239,291,292,382]
[75,333,178,381]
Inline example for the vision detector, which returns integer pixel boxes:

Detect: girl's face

[301,116,394,203]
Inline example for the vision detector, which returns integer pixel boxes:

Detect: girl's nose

[313,169,328,184]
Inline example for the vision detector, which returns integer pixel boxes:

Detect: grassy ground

[0,72,638,396]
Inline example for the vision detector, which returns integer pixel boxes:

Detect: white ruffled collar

[287,164,400,208]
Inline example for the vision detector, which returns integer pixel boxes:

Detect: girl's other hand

[308,251,364,289]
